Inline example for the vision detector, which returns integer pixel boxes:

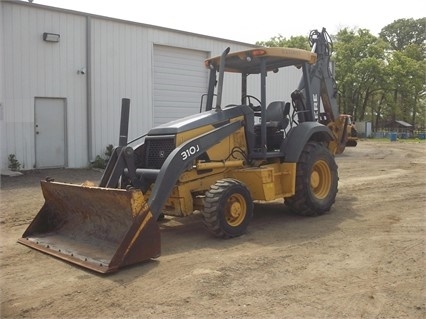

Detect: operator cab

[204,47,317,159]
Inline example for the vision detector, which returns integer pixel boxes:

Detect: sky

[24,0,425,44]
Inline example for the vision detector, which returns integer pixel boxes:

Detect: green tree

[333,28,388,126]
[379,18,426,129]
[256,35,310,50]
[387,51,425,127]
[379,18,426,52]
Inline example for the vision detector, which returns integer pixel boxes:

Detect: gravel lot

[1,140,425,318]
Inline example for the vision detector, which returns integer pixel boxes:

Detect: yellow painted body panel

[160,161,297,216]
[228,163,296,201]
[229,167,276,201]
[175,116,248,162]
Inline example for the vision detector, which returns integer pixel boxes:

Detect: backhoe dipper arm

[298,28,340,122]
[147,120,243,220]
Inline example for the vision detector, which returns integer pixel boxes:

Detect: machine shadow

[108,193,359,283]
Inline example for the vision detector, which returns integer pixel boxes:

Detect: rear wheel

[285,141,338,216]
[202,179,253,238]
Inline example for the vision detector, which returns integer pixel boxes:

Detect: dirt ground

[1,140,425,319]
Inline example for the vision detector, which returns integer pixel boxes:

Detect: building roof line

[4,0,258,47]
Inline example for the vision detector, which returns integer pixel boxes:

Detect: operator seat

[265,101,290,130]
[255,101,291,151]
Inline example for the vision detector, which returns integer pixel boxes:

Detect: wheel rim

[225,193,247,226]
[310,160,331,199]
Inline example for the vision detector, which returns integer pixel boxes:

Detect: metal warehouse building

[0,0,302,171]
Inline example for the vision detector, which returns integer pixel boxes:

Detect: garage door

[153,45,208,127]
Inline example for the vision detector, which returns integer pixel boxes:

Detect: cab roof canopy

[205,47,317,74]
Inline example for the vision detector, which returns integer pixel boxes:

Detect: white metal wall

[0,2,5,173]
[2,2,87,169]
[90,18,152,157]
[1,1,302,170]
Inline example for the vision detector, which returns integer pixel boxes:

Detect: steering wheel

[242,95,261,111]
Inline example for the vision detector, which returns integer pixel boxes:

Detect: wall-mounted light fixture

[43,32,60,42]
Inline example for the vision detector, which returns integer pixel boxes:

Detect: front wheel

[202,179,253,238]
[285,142,338,216]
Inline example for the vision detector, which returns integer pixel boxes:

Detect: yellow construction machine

[19,28,346,274]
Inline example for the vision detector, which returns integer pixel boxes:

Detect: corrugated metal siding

[2,3,87,169]
[0,2,5,171]
[90,19,152,158]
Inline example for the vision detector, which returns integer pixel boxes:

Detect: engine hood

[148,105,253,135]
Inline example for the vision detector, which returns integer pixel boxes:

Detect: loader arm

[146,119,243,220]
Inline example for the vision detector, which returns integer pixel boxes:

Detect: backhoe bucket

[346,139,358,147]
[18,181,161,274]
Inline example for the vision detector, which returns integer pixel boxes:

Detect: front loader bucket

[18,181,161,274]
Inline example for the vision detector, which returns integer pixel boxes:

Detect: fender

[280,122,333,163]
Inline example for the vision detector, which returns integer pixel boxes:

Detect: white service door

[35,98,66,168]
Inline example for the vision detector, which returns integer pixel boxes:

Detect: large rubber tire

[285,142,338,216]
[202,179,253,238]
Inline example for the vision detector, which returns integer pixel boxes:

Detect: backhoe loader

[19,28,344,274]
